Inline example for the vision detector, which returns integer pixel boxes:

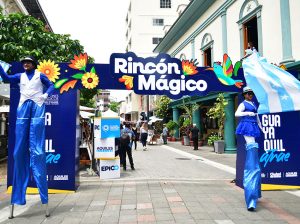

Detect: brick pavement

[0,142,299,223]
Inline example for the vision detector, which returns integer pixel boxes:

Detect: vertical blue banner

[8,89,80,192]
[236,96,300,190]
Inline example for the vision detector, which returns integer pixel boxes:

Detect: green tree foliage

[109,101,121,113]
[206,93,228,137]
[166,120,178,136]
[0,12,85,62]
[154,96,171,118]
[179,98,200,124]
[80,89,98,108]
[0,12,97,107]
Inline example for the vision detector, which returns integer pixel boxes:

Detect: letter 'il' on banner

[94,138,115,158]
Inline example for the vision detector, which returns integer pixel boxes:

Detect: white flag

[242,51,300,114]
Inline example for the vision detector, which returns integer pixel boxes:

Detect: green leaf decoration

[90,66,96,74]
[79,66,86,71]
[72,73,84,79]
[233,61,242,76]
[54,78,68,89]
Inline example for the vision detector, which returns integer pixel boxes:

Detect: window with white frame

[153,18,164,26]
[152,37,163,44]
[160,0,171,8]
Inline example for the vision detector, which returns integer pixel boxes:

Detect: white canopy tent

[80,111,94,119]
[148,116,163,125]
[0,105,9,113]
[80,106,95,112]
[101,109,119,117]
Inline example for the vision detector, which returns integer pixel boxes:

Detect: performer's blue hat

[243,86,253,94]
[21,56,38,67]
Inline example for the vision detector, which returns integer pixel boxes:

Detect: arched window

[179,53,186,61]
[237,0,263,57]
[200,33,214,67]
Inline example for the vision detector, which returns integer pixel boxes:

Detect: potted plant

[207,132,223,153]
[206,93,228,153]
[179,118,192,146]
[166,120,179,141]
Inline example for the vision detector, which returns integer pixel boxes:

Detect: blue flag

[242,51,300,114]
[0,60,11,82]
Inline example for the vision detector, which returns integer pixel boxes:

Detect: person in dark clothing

[120,123,135,170]
[131,124,138,150]
[191,123,200,150]
[140,122,148,151]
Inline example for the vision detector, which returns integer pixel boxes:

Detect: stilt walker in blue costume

[235,86,262,211]
[0,56,54,218]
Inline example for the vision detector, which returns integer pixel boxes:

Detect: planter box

[214,140,225,154]
[183,136,190,146]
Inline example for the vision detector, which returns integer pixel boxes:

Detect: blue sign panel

[257,112,300,188]
[8,87,80,192]
[100,118,120,138]
[236,96,300,190]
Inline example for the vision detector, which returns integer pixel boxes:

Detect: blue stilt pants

[12,100,48,205]
[243,142,261,209]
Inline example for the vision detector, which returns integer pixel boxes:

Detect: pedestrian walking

[162,124,168,144]
[235,86,262,212]
[0,56,54,218]
[191,123,200,150]
[140,122,148,150]
[131,123,138,150]
[120,123,135,170]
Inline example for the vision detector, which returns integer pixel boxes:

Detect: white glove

[245,49,253,56]
[39,93,48,101]
[246,112,256,116]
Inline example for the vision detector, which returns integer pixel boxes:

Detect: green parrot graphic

[207,54,243,88]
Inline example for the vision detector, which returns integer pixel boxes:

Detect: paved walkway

[0,142,299,223]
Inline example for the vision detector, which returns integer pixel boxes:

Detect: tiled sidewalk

[0,142,299,223]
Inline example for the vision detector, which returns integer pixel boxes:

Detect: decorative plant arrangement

[207,132,223,146]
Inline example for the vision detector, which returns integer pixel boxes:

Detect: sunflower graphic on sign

[37,60,61,82]
[51,53,100,94]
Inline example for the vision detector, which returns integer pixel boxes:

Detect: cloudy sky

[39,0,130,101]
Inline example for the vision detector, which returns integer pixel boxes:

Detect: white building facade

[124,0,190,122]
[155,0,300,68]
[154,0,300,152]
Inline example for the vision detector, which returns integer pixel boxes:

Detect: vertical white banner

[94,117,101,138]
